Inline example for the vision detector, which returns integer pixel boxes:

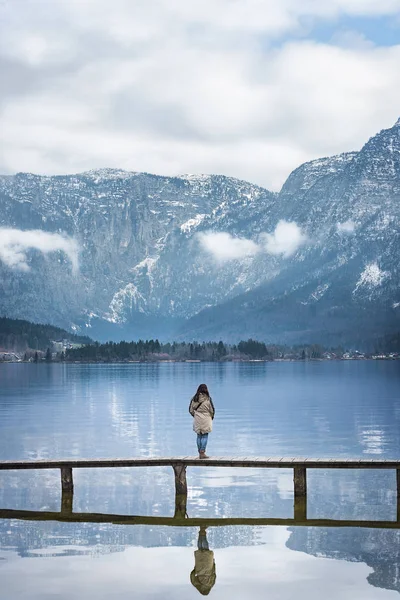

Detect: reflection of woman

[190,527,216,596]
[189,384,215,459]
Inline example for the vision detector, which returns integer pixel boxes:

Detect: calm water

[0,361,400,598]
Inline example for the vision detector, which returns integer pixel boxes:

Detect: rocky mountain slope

[180,119,400,344]
[0,170,276,338]
[0,119,399,344]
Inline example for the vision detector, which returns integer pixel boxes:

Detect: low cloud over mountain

[198,220,307,262]
[0,228,79,272]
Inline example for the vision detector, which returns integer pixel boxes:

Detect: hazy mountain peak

[179,173,212,182]
[280,151,357,195]
[80,168,138,181]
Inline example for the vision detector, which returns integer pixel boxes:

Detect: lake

[0,361,400,599]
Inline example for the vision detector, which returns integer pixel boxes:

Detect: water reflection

[1,469,400,597]
[1,361,400,598]
[0,525,397,599]
[190,527,217,596]
[287,527,400,594]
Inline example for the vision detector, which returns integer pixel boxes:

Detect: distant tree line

[3,314,399,363]
[66,340,235,362]
[368,332,400,354]
[64,338,333,363]
[0,317,92,352]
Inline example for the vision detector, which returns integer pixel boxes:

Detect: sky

[1,0,400,191]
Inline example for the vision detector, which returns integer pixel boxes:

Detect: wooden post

[172,465,187,496]
[173,465,187,519]
[397,469,400,523]
[61,490,73,514]
[294,467,307,521]
[61,467,73,493]
[174,494,188,519]
[60,467,74,514]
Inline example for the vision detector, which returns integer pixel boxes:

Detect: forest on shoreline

[1,317,399,362]
[64,338,304,362]
[0,317,92,352]
[62,338,396,362]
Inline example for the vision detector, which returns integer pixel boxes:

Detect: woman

[189,384,215,459]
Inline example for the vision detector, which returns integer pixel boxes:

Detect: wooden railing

[1,457,399,523]
[0,509,399,529]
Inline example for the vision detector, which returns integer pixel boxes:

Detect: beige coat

[190,550,216,595]
[189,393,215,434]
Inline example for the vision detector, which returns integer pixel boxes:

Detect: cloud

[0,228,79,272]
[262,220,307,257]
[0,1,400,189]
[199,220,306,262]
[337,220,356,233]
[197,231,260,262]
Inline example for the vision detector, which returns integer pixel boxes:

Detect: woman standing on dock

[189,384,215,459]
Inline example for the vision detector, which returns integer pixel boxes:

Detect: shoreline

[1,356,399,365]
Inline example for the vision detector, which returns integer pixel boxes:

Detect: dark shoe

[199,451,209,459]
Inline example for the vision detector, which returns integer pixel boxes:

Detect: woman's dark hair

[194,383,209,401]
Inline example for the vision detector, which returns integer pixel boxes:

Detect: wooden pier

[1,457,400,524]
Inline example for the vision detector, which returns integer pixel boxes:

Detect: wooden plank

[1,457,400,470]
[0,508,399,529]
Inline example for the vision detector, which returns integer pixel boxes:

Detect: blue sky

[0,0,399,190]
[309,15,400,46]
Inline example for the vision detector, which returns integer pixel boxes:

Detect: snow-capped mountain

[180,119,400,344]
[0,119,399,344]
[0,169,275,337]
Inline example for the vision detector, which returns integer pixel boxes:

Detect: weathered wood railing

[1,457,399,523]
[1,509,399,529]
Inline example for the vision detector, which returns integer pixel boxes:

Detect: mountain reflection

[1,466,400,595]
[285,466,400,594]
[1,519,399,598]
[287,527,400,594]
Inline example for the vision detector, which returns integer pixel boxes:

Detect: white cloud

[337,220,356,233]
[0,228,79,272]
[262,220,307,257]
[198,231,260,262]
[1,1,400,189]
[199,220,306,262]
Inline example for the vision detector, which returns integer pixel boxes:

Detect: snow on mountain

[179,118,400,344]
[281,151,358,194]
[180,214,206,233]
[0,171,275,336]
[0,119,399,344]
[354,263,390,293]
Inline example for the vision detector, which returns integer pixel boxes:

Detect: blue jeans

[197,433,208,452]
[198,529,209,550]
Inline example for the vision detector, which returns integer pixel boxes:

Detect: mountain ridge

[0,119,399,343]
